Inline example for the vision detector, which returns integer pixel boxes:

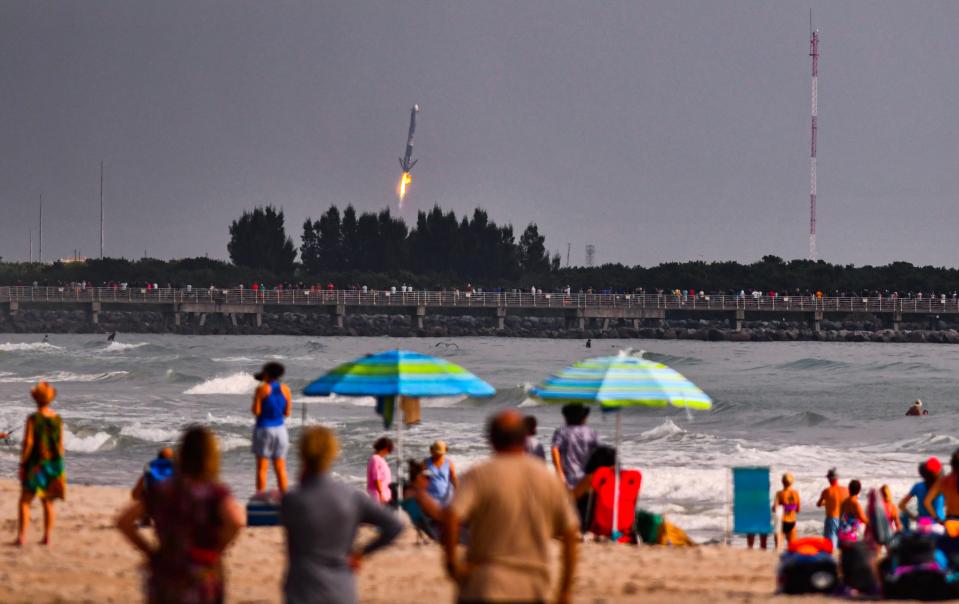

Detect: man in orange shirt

[816,468,848,548]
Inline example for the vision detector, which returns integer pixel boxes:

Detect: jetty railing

[1,286,958,314]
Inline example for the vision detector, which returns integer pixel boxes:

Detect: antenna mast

[809,14,819,261]
[38,194,43,263]
[99,160,104,258]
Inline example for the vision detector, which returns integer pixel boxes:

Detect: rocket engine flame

[398,171,412,207]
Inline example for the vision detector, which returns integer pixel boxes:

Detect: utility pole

[100,160,104,259]
[29,230,33,263]
[38,194,43,263]
[566,242,571,267]
[809,12,819,261]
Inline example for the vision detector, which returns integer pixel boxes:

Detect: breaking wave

[185,372,257,395]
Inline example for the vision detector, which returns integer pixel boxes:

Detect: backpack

[778,552,838,595]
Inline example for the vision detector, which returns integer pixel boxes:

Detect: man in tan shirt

[442,410,579,603]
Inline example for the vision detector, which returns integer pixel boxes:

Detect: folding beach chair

[729,466,772,545]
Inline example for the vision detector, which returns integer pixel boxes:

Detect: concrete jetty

[1,286,955,333]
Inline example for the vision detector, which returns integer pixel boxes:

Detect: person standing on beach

[15,381,65,546]
[817,468,848,548]
[282,426,404,604]
[900,457,944,527]
[117,426,245,604]
[367,437,394,504]
[443,410,579,604]
[773,472,801,546]
[251,362,292,493]
[924,449,959,521]
[838,480,868,544]
[552,403,598,528]
[524,415,546,460]
[424,440,458,506]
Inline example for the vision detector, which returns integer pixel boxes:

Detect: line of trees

[4,203,959,294]
[229,204,556,280]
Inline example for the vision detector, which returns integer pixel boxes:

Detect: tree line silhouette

[2,204,959,294]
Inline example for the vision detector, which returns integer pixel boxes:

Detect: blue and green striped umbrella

[530,353,711,410]
[303,349,495,398]
[531,351,710,541]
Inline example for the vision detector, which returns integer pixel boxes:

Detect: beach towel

[634,509,695,546]
[732,467,771,536]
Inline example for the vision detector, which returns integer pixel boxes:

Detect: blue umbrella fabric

[303,349,495,398]
[529,353,712,410]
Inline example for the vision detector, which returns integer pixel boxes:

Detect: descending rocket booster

[397,104,419,206]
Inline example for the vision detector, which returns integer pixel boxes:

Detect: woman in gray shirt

[282,426,404,604]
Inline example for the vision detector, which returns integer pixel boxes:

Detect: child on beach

[15,381,65,546]
[773,472,801,546]
[367,437,394,504]
[838,479,868,544]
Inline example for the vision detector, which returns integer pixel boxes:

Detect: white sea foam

[101,341,149,352]
[64,428,114,452]
[211,356,257,363]
[0,342,64,352]
[637,419,686,440]
[119,424,179,443]
[185,372,257,395]
[0,370,129,383]
[218,434,252,452]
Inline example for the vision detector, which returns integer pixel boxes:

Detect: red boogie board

[590,467,642,542]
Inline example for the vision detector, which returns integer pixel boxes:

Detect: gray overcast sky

[2,1,958,267]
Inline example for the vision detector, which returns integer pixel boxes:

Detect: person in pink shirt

[367,437,394,504]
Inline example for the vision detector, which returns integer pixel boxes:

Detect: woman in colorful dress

[16,381,65,546]
[117,426,244,603]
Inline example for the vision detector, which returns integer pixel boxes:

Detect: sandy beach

[0,479,839,604]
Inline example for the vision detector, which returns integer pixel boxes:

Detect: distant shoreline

[2,308,958,343]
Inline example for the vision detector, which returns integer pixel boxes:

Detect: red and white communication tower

[808,23,819,261]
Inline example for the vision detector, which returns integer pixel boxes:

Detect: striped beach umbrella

[531,351,711,540]
[303,349,495,398]
[529,353,712,410]
[303,349,495,489]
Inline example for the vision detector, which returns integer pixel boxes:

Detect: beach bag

[840,542,880,596]
[882,532,959,601]
[777,552,837,595]
[590,467,641,542]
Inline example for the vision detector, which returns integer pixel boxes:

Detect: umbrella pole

[396,415,403,496]
[612,410,622,542]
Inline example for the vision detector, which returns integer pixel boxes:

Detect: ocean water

[1,334,958,541]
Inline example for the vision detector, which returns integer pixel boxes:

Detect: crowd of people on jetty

[9,362,959,602]
[12,279,959,303]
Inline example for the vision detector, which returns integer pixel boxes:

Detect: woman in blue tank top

[424,440,458,505]
[251,362,292,493]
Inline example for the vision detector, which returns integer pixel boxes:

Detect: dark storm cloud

[1,1,958,267]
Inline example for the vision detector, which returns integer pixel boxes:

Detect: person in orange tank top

[817,468,848,548]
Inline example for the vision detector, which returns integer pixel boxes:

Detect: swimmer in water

[773,472,801,547]
[585,338,592,349]
[41,335,48,344]
[906,399,923,416]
